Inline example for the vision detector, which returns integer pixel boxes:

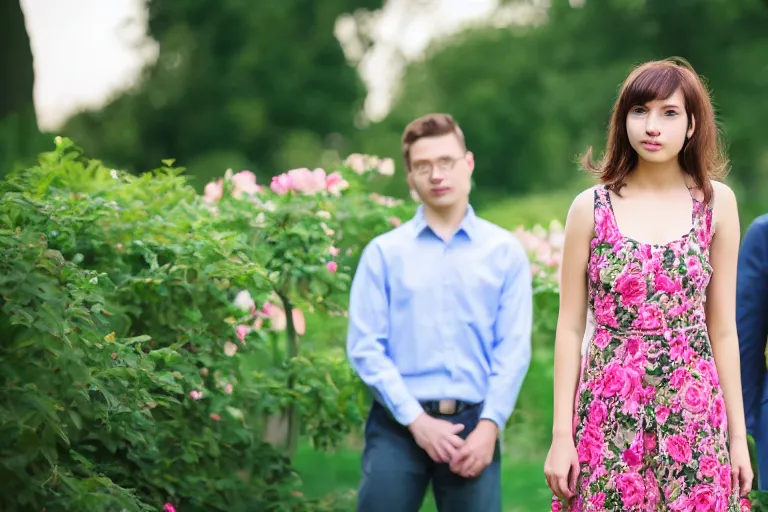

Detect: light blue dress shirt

[346,204,533,428]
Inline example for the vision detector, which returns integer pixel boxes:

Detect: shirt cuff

[479,407,506,431]
[392,398,424,426]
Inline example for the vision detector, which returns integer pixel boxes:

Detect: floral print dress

[553,186,749,511]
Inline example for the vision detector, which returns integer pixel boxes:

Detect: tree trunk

[0,1,36,125]
[279,292,301,459]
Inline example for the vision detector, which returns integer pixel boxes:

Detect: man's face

[407,133,474,210]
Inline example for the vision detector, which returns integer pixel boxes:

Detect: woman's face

[626,88,695,165]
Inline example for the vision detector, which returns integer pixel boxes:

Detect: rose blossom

[615,269,647,306]
[681,379,709,414]
[270,173,293,195]
[615,472,644,509]
[664,434,692,464]
[632,302,664,331]
[325,171,349,195]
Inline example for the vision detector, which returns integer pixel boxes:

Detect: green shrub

[0,138,409,511]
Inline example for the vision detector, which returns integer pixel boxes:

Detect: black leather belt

[420,399,480,416]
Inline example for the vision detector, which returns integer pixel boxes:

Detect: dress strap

[593,185,619,242]
[690,188,714,248]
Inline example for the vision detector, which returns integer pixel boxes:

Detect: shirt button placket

[442,243,455,378]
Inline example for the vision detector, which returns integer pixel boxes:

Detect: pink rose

[643,432,657,452]
[203,179,223,203]
[669,367,692,388]
[623,335,642,357]
[689,483,716,511]
[577,425,605,466]
[644,470,660,508]
[388,216,402,227]
[550,497,563,512]
[588,492,606,509]
[592,329,611,349]
[236,324,251,343]
[664,434,692,464]
[632,302,664,331]
[593,294,619,328]
[615,269,647,306]
[209,413,221,421]
[164,504,177,512]
[720,465,733,495]
[377,158,395,176]
[698,455,719,479]
[741,498,752,512]
[682,379,709,414]
[588,400,608,425]
[225,383,233,395]
[654,273,680,294]
[686,255,703,280]
[596,363,626,397]
[270,173,293,195]
[594,206,621,244]
[289,167,327,195]
[655,405,671,424]
[616,472,644,508]
[231,170,261,198]
[325,171,349,195]
[189,390,203,400]
[669,333,694,363]
[327,261,338,273]
[621,440,642,467]
[695,358,720,387]
[710,395,726,427]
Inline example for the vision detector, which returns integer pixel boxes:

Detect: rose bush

[0,138,409,512]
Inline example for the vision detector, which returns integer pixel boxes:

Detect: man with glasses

[346,113,533,511]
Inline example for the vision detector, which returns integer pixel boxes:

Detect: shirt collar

[412,204,477,240]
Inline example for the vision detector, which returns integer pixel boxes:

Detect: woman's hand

[730,436,754,497]
[544,434,580,501]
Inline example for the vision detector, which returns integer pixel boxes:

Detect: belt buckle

[438,399,457,415]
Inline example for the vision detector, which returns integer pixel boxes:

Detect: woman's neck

[629,158,691,191]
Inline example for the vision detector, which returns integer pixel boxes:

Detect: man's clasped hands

[407,412,498,479]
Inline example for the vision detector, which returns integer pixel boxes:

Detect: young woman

[544,57,753,511]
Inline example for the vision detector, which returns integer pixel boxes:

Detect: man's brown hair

[401,113,467,171]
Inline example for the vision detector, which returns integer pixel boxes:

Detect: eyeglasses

[411,156,464,177]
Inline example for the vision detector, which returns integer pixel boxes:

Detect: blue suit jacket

[737,214,768,489]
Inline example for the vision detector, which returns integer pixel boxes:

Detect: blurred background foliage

[4,0,768,225]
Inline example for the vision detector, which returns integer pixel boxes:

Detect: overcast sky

[20,0,503,130]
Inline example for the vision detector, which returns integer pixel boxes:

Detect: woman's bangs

[623,65,682,108]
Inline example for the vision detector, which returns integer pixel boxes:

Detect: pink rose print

[665,434,692,464]
[556,188,737,510]
[615,268,647,306]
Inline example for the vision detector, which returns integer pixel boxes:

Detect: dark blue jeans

[356,401,502,512]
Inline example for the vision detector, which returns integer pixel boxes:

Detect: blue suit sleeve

[737,217,768,437]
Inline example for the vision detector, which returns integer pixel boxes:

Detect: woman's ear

[687,115,696,139]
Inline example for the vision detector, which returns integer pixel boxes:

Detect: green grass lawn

[294,439,553,512]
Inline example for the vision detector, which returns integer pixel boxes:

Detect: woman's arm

[551,189,595,438]
[705,181,747,443]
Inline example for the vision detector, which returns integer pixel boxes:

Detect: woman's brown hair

[582,57,728,205]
